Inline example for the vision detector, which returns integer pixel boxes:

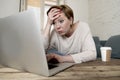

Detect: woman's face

[53,12,72,36]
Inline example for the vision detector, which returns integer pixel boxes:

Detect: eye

[59,20,64,23]
[53,21,56,25]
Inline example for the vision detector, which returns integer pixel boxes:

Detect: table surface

[0,58,120,80]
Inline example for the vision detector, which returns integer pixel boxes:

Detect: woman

[43,5,96,63]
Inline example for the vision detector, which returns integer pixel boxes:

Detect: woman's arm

[43,19,52,39]
[71,31,97,63]
[43,8,61,37]
[46,53,74,63]
[43,8,61,49]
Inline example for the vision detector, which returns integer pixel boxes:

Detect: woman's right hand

[47,8,61,25]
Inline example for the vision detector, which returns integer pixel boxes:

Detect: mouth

[58,31,62,33]
[57,30,64,34]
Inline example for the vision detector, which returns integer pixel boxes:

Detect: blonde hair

[47,5,74,21]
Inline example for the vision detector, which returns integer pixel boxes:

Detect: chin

[58,32,65,36]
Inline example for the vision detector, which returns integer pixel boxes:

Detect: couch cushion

[93,36,102,58]
[105,35,120,59]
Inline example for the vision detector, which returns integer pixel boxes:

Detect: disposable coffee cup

[100,47,112,62]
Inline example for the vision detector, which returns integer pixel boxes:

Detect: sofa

[93,35,120,59]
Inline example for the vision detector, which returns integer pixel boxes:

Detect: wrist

[62,55,74,63]
[47,18,53,25]
[62,56,69,62]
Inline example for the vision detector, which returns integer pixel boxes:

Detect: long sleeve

[42,33,49,49]
[71,30,97,63]
[42,30,56,49]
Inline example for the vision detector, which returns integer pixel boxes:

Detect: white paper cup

[100,47,112,62]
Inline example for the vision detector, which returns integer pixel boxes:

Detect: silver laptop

[0,10,74,76]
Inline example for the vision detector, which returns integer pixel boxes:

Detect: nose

[55,23,61,30]
[56,25,61,30]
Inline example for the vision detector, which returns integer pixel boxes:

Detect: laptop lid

[0,9,74,77]
[0,10,50,76]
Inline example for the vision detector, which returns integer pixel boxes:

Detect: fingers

[46,53,64,63]
[53,13,60,20]
[50,8,61,16]
[46,53,55,61]
[48,8,61,21]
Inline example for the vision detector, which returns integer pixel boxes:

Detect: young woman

[43,5,96,63]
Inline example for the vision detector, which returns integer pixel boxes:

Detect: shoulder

[77,21,90,32]
[79,21,89,29]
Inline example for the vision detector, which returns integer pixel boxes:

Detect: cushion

[100,40,107,46]
[93,36,102,58]
[105,35,120,59]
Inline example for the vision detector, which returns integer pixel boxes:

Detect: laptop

[0,9,74,76]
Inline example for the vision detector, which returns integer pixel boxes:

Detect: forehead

[54,13,67,21]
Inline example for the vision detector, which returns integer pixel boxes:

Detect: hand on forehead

[51,8,62,20]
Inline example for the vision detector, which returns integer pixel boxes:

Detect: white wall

[0,0,20,18]
[66,0,120,40]
[89,0,120,40]
[65,0,89,23]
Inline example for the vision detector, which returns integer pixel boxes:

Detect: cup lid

[100,47,112,50]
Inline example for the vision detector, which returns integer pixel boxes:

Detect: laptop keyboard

[48,63,58,69]
[48,58,59,69]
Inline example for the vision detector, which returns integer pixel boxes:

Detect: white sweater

[44,21,97,63]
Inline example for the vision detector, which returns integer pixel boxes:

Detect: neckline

[63,21,80,39]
